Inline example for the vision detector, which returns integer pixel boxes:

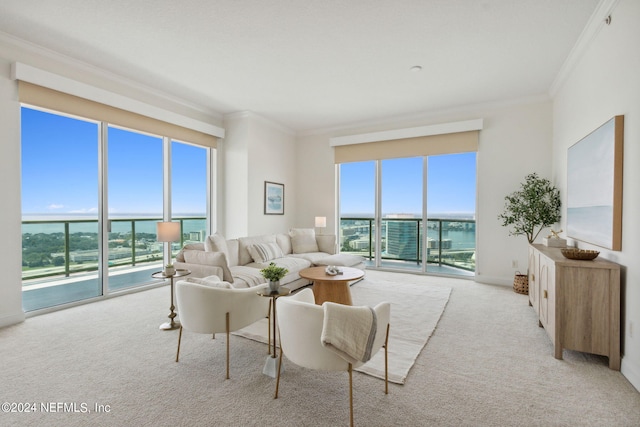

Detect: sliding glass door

[338,152,476,276]
[21,107,102,311]
[107,126,164,291]
[20,106,213,312]
[380,157,423,271]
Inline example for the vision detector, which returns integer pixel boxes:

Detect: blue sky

[22,107,475,219]
[339,153,476,216]
[21,107,206,217]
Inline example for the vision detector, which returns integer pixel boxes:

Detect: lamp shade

[315,216,327,228]
[157,221,181,242]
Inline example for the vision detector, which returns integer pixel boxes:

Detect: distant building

[385,220,420,260]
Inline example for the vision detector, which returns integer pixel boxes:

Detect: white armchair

[175,280,270,379]
[274,288,390,427]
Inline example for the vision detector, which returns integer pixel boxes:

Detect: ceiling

[0,0,602,133]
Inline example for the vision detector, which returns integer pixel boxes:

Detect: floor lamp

[156,221,182,330]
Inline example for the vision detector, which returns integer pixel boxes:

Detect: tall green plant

[498,173,561,244]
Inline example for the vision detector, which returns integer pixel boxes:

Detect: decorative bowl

[560,248,600,260]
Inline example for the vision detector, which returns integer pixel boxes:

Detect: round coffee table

[299,266,364,306]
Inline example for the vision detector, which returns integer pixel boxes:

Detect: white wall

[0,59,25,327]
[295,100,554,285]
[551,0,640,390]
[222,112,298,238]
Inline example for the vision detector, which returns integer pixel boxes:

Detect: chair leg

[175,326,183,362]
[348,363,354,427]
[226,312,230,380]
[384,323,390,394]
[275,348,283,399]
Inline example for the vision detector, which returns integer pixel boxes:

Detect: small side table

[257,287,291,378]
[152,269,191,331]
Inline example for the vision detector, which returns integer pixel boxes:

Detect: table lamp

[315,216,326,235]
[157,221,181,275]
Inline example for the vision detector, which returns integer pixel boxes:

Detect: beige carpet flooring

[233,275,452,384]
[1,270,639,426]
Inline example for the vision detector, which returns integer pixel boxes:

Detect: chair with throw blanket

[274,288,390,427]
[175,279,270,379]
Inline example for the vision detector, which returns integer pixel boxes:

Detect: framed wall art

[566,115,623,250]
[264,181,284,215]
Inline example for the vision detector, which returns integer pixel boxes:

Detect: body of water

[22,214,206,236]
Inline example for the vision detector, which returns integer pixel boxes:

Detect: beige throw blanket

[321,302,377,364]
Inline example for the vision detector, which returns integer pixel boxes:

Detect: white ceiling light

[410,65,423,72]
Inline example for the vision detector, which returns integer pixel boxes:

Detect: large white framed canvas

[567,116,623,250]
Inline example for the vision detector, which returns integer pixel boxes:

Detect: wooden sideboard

[527,244,621,370]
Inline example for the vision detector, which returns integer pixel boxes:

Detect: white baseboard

[0,310,25,328]
[474,274,513,287]
[621,357,640,393]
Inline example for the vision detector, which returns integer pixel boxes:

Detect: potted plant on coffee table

[260,262,289,292]
[498,172,561,294]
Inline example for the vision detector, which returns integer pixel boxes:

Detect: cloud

[47,204,64,210]
[68,207,99,214]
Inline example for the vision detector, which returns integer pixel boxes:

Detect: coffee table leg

[312,280,353,306]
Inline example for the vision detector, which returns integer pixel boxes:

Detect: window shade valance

[18,81,218,148]
[333,130,478,163]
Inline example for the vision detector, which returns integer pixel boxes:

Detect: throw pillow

[183,277,233,289]
[182,250,234,283]
[289,228,319,254]
[204,232,229,258]
[247,242,284,263]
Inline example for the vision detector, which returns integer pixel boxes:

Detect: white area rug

[233,274,452,384]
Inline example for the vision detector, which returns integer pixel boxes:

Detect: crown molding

[223,111,295,136]
[300,93,550,138]
[0,30,224,123]
[549,0,621,97]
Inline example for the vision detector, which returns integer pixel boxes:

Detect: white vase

[164,266,175,276]
[269,280,280,292]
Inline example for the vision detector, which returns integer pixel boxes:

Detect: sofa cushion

[182,276,233,289]
[238,235,277,266]
[289,228,319,253]
[204,232,229,258]
[276,233,293,255]
[247,256,312,273]
[316,253,366,267]
[175,242,205,262]
[247,242,284,263]
[182,250,234,283]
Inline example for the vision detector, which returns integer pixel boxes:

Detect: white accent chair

[275,288,390,427]
[175,281,270,379]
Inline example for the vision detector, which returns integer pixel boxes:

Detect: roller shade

[334,130,478,163]
[18,81,218,148]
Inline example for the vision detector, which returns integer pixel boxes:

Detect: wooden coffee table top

[299,266,364,283]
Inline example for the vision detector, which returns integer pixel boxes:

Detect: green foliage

[498,173,561,243]
[260,262,289,282]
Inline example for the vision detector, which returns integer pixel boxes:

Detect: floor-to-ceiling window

[338,152,476,277]
[21,108,102,311]
[426,152,476,274]
[107,126,164,292]
[338,161,376,261]
[171,140,208,251]
[381,157,423,271]
[20,106,213,312]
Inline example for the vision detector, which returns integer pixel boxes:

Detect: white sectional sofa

[173,229,365,291]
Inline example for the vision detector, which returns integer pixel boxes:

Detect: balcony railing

[340,217,476,272]
[21,217,206,282]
